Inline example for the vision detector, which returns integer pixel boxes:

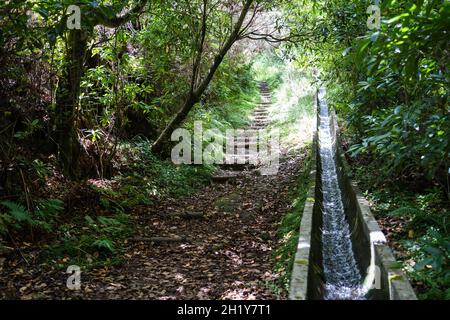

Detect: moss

[389,274,405,282]
[295,259,309,265]
[215,192,241,213]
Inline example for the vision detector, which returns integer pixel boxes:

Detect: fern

[390,206,423,217]
[0,201,30,222]
[35,199,64,218]
[97,216,122,226]
[0,213,12,235]
[0,199,64,234]
[93,239,115,252]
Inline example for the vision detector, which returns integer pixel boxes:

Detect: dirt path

[83,152,306,300]
[0,83,311,300]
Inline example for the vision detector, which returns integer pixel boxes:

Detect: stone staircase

[212,82,272,182]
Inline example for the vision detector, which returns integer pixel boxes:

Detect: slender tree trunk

[151,0,254,154]
[55,29,88,178]
[151,93,198,154]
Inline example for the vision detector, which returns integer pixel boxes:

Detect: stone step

[230,135,259,140]
[225,152,259,158]
[248,126,268,130]
[251,119,270,124]
[250,121,269,125]
[227,140,258,147]
[251,118,269,122]
[249,125,268,129]
[224,154,259,165]
[227,139,259,145]
[234,143,259,149]
[249,124,269,129]
[211,171,244,183]
[253,117,268,121]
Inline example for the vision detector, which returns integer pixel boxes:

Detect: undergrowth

[351,160,450,300]
[271,144,313,296]
[41,136,215,269]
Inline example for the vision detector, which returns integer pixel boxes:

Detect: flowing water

[318,88,365,300]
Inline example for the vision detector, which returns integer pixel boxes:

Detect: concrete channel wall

[289,89,417,300]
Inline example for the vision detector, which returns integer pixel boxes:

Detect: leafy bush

[188,55,259,132]
[43,213,131,268]
[354,164,449,299]
[119,136,213,200]
[340,1,449,184]
[403,227,450,299]
[252,53,285,89]
[0,198,64,235]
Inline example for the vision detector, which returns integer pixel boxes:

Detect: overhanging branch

[240,30,312,43]
[95,0,149,28]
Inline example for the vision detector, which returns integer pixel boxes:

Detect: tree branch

[191,0,208,93]
[240,30,312,43]
[95,0,148,28]
[194,0,254,96]
[238,2,261,37]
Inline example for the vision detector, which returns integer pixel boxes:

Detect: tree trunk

[53,2,148,178]
[55,29,88,179]
[151,0,254,154]
[151,93,198,154]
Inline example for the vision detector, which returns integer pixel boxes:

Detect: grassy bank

[271,144,313,296]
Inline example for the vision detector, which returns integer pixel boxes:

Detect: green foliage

[43,213,131,268]
[0,1,44,53]
[403,227,450,299]
[188,55,259,132]
[354,163,449,299]
[1,201,35,234]
[272,145,313,294]
[332,1,449,183]
[32,159,50,178]
[92,238,115,253]
[34,198,65,231]
[0,199,64,235]
[266,58,315,149]
[14,118,43,141]
[118,136,213,201]
[252,53,285,89]
[360,176,449,234]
